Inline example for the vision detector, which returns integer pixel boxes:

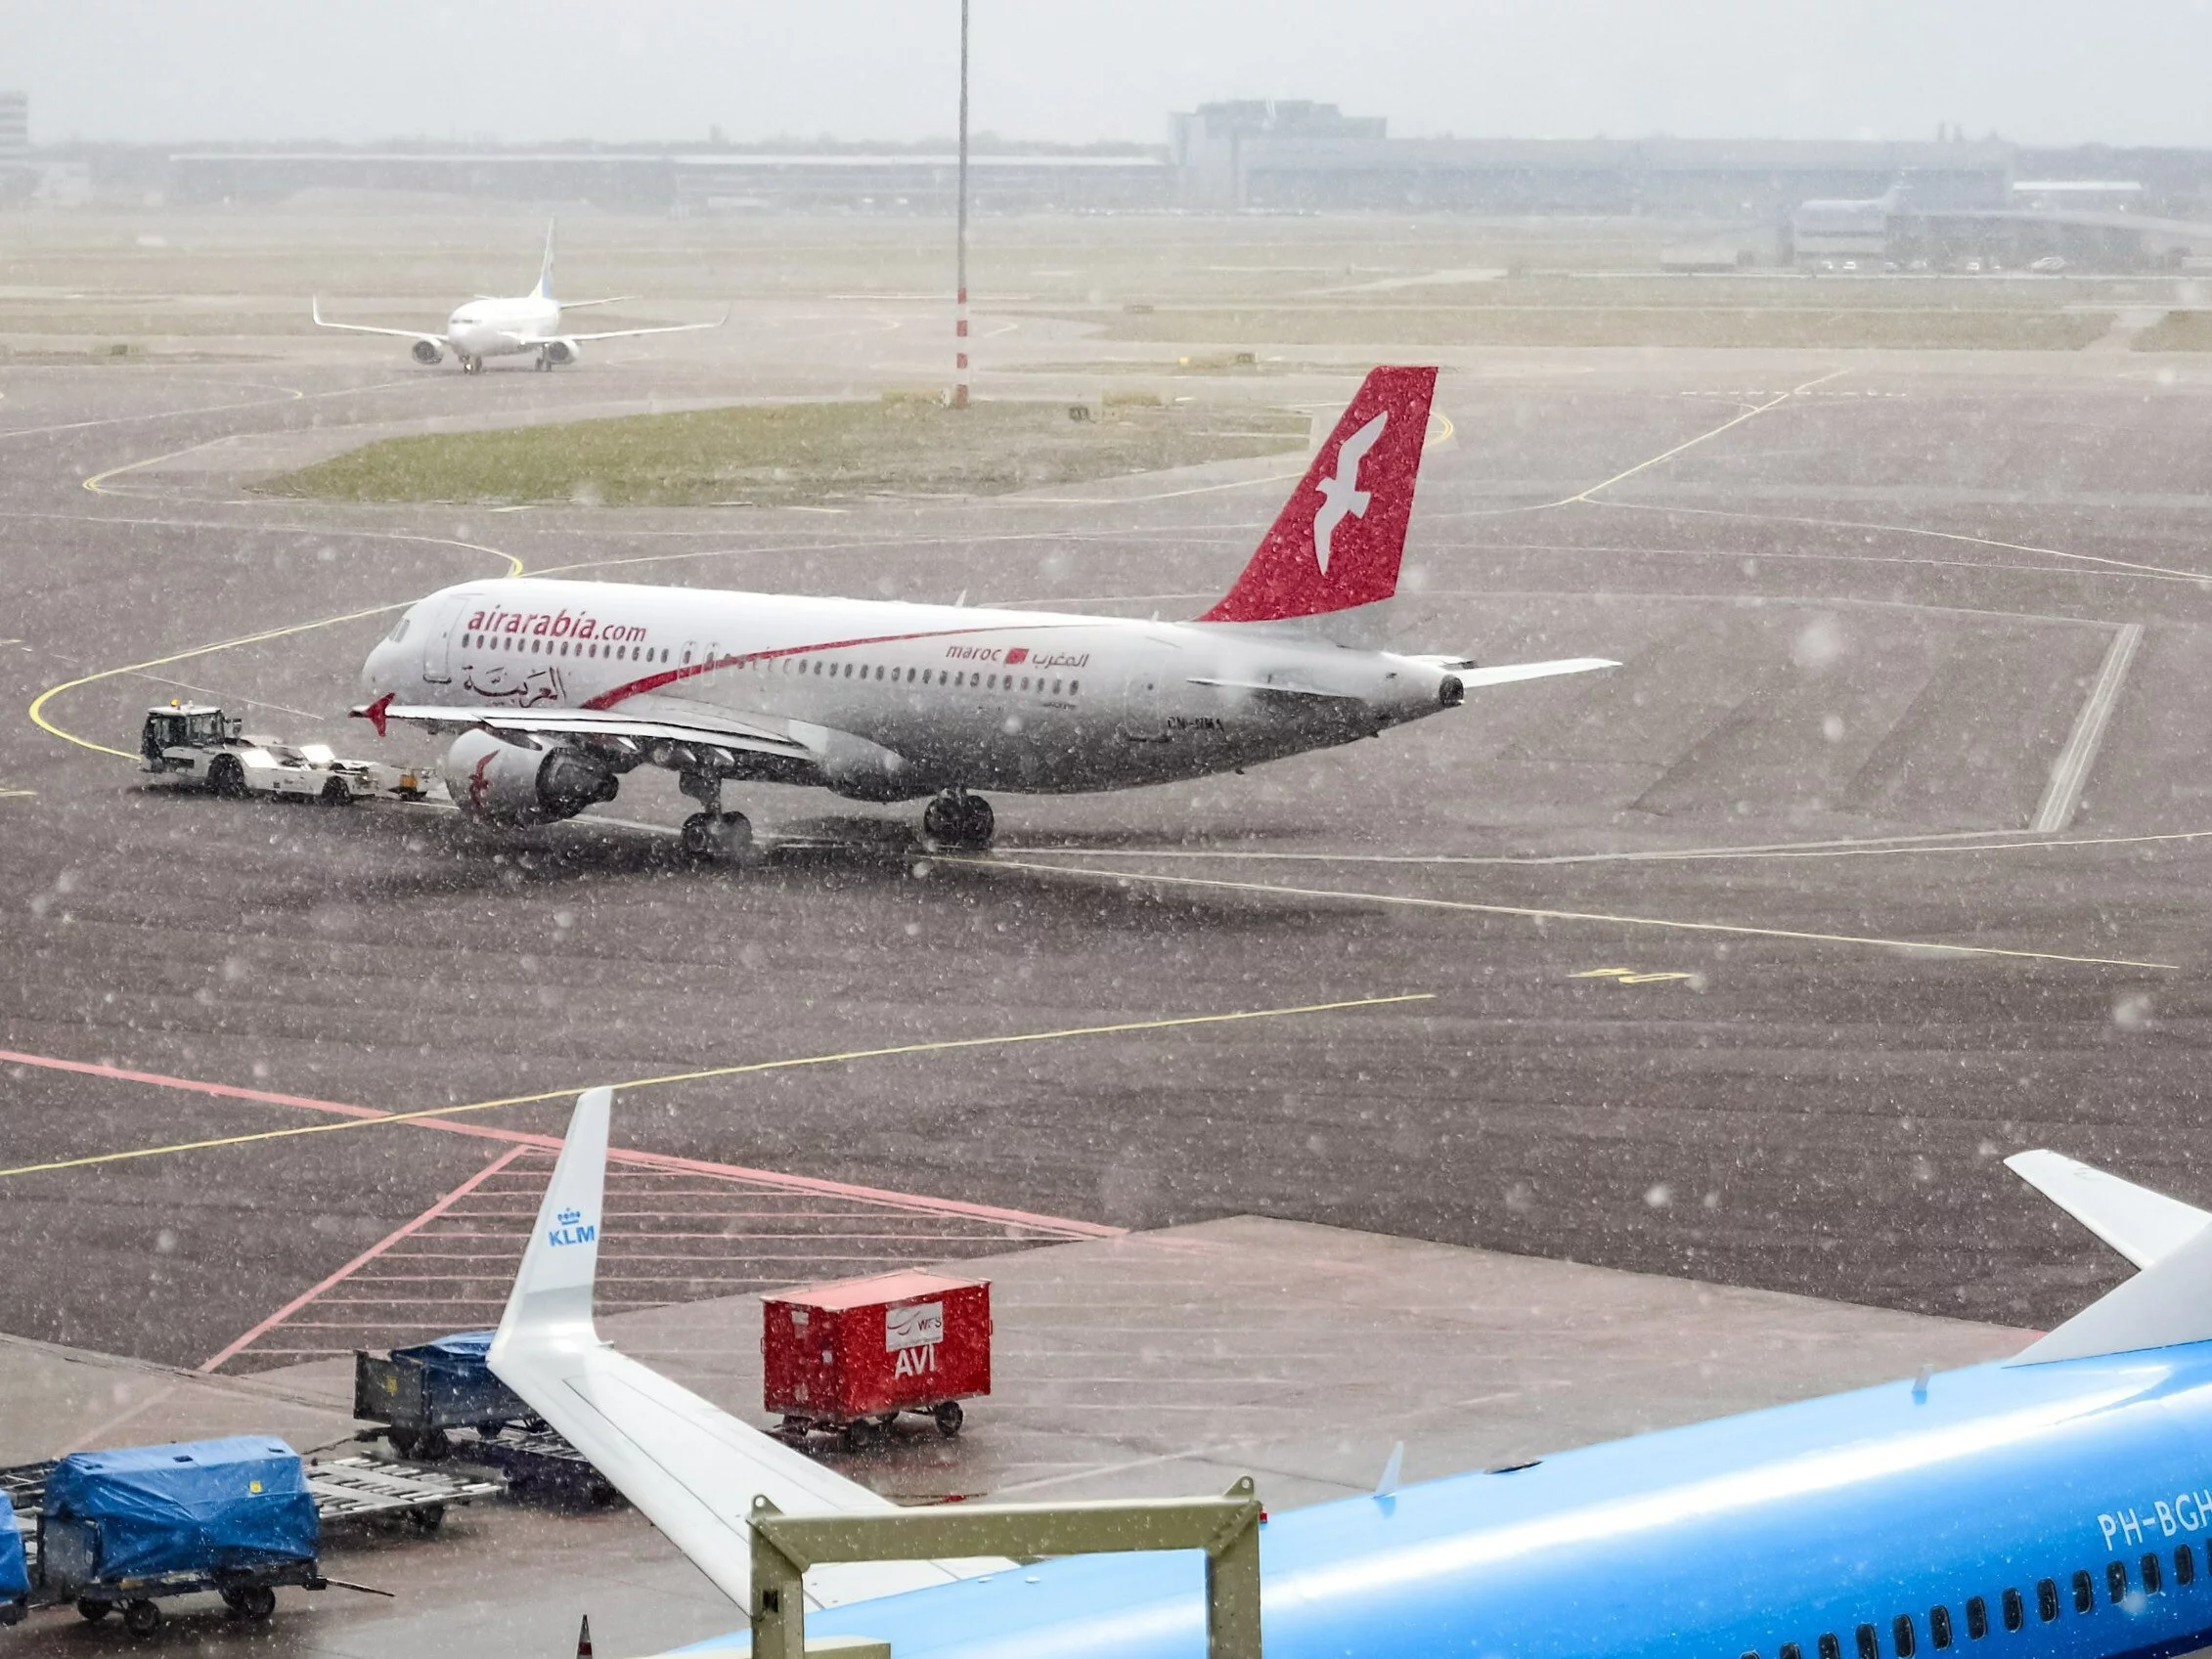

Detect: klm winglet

[490,1084,610,1354]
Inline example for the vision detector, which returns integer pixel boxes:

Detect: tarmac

[0,209,2206,1647]
[1,1215,2028,1659]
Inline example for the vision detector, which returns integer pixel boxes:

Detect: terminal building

[28,102,2212,267]
[1170,104,2014,219]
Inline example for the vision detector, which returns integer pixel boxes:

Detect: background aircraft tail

[1196,364,1438,646]
[535,218,556,300]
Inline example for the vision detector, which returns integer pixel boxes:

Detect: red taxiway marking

[0,1046,1119,1237]
[199,1143,532,1373]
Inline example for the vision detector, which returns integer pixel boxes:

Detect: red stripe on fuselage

[576,620,1089,712]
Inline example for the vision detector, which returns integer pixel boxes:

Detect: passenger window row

[456,633,1085,697]
[464,632,670,665]
[776,657,1079,696]
[1745,1545,2196,1659]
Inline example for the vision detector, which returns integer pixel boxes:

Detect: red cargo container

[763,1270,991,1451]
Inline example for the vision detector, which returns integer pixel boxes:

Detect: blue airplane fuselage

[750,1340,2212,1659]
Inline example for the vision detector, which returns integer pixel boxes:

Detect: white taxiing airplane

[312,220,724,373]
[353,366,1615,856]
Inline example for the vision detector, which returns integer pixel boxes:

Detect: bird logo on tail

[1312,412,1387,574]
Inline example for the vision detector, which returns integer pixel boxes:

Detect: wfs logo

[548,1206,597,1248]
[886,1301,944,1380]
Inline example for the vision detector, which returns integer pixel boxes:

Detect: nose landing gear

[459,353,485,374]
[922,790,995,850]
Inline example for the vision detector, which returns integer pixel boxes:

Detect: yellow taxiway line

[83,434,241,496]
[29,604,419,760]
[27,539,524,760]
[0,991,1434,1180]
[960,857,2178,973]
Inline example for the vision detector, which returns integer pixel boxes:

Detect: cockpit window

[384,614,412,644]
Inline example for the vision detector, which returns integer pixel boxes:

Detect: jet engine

[542,338,579,366]
[442,730,617,828]
[411,338,445,366]
[816,729,927,803]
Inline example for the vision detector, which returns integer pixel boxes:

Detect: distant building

[0,91,32,203]
[1171,101,1388,208]
[1167,107,2014,219]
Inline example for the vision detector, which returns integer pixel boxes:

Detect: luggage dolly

[2,1455,499,1635]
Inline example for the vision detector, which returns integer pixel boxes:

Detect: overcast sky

[5,1,2196,150]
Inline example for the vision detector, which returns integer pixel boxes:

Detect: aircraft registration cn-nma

[491,1091,2212,1658]
[312,219,725,373]
[354,366,1615,855]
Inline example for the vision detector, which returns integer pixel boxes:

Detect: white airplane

[311,220,724,373]
[353,366,1615,858]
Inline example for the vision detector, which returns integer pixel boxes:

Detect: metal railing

[747,1476,1264,1659]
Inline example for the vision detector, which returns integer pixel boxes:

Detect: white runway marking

[1002,823,2212,868]
[2033,622,2144,834]
[960,854,2178,972]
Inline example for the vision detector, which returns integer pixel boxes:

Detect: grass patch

[258,396,1311,508]
[1081,306,2115,351]
[2131,311,2212,351]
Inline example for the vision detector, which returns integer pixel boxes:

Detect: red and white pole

[952,0,970,410]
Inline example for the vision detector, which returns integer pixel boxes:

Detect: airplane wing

[1188,656,1617,701]
[311,298,445,345]
[552,295,644,310]
[487,1089,1012,1611]
[351,694,816,764]
[2005,1150,2211,1269]
[1405,655,1619,687]
[553,309,730,344]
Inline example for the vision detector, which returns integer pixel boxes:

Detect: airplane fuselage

[445,294,565,361]
[362,577,1461,800]
[785,1340,2212,1659]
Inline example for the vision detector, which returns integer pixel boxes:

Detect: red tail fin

[1198,365,1437,626]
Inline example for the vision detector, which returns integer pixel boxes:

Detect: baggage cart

[763,1270,991,1452]
[1,1512,23,1626]
[463,1426,622,1508]
[0,1447,496,1631]
[354,1331,534,1460]
[27,1437,322,1636]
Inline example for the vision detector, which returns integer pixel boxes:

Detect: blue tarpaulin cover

[43,1438,315,1588]
[0,1514,26,1599]
[392,1331,494,1373]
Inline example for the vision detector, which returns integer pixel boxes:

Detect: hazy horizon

[3,0,2204,152]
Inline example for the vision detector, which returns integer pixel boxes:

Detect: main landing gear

[459,353,485,374]
[922,791,995,851]
[679,770,751,864]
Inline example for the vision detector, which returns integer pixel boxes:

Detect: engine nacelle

[411,338,445,366]
[442,730,617,828]
[542,338,579,366]
[815,728,927,803]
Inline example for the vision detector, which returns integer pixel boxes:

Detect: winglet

[1374,1440,1405,1497]
[2007,1152,2212,1366]
[2005,1150,2210,1270]
[311,297,328,327]
[353,693,393,737]
[491,1085,610,1357]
